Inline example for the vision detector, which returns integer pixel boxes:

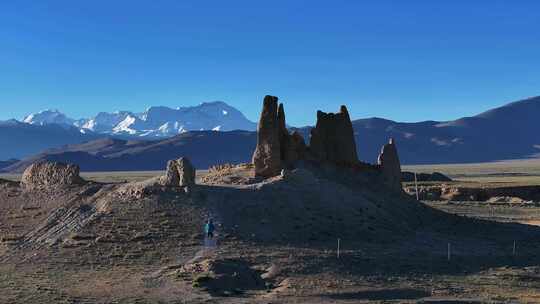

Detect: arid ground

[404,159,540,185]
[2,161,540,303]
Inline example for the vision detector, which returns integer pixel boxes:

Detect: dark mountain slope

[0,159,19,171]
[2,96,539,171]
[4,131,257,172]
[293,96,540,164]
[0,120,102,160]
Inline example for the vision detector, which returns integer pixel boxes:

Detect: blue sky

[1,0,539,126]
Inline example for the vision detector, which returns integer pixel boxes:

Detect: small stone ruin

[21,161,85,190]
[116,157,197,198]
[160,157,196,187]
[377,138,402,192]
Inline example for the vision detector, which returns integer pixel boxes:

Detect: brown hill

[2,161,540,303]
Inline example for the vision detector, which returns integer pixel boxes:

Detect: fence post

[513,240,516,256]
[337,238,341,259]
[447,243,451,261]
[414,172,419,200]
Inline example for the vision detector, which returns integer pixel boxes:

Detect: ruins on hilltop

[160,157,196,188]
[21,161,85,190]
[252,95,403,191]
[309,106,358,165]
[251,96,306,177]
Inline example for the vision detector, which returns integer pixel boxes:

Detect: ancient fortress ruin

[252,95,402,191]
[16,95,403,195]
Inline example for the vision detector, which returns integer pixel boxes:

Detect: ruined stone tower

[252,95,282,177]
[252,95,306,177]
[309,105,358,165]
[377,138,402,192]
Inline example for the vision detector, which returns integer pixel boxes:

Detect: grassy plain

[403,159,540,227]
[403,158,540,186]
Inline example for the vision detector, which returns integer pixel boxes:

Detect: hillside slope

[4,131,257,172]
[2,162,540,302]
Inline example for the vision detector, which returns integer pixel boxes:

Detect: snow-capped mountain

[116,101,257,137]
[23,109,75,127]
[20,101,257,138]
[79,111,134,133]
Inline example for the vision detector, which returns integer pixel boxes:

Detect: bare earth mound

[2,162,540,303]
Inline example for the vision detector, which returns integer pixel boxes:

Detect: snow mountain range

[2,95,539,166]
[22,101,257,138]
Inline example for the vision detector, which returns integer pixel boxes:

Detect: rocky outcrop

[377,138,402,192]
[309,106,358,165]
[160,157,196,187]
[252,96,282,177]
[21,162,84,190]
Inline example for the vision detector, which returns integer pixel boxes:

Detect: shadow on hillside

[192,182,540,277]
[294,245,540,277]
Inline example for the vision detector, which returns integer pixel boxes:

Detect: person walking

[204,219,215,239]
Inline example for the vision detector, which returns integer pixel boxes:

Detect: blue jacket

[204,223,215,234]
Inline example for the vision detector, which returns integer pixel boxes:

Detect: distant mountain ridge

[22,101,257,138]
[1,96,539,169]
[23,109,76,127]
[0,158,19,171]
[3,132,257,172]
[0,119,101,161]
[358,95,540,163]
